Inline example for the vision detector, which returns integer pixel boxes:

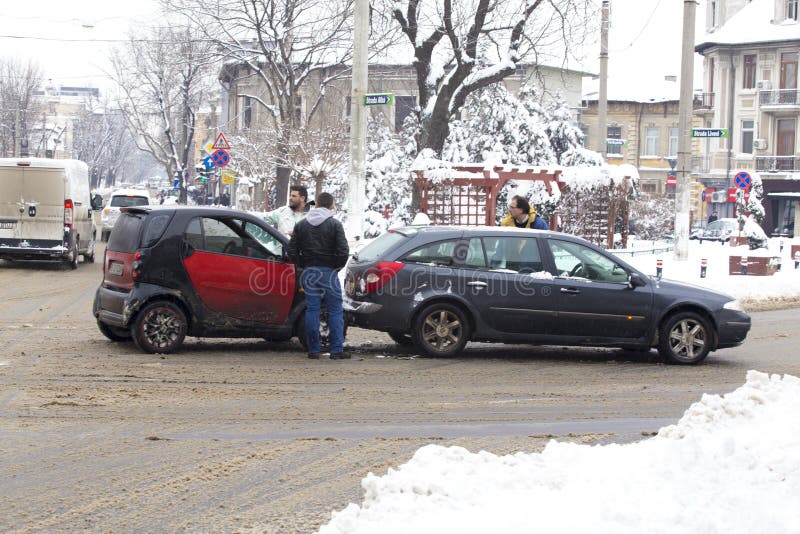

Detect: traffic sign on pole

[734,171,752,189]
[212,132,231,150]
[212,149,230,167]
[203,155,215,170]
[691,128,729,138]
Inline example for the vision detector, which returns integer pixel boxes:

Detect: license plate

[108,262,124,276]
[0,222,15,229]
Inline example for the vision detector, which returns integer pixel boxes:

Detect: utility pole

[596,0,609,156]
[346,0,369,240]
[674,0,697,261]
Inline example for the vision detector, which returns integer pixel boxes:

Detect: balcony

[691,155,711,173]
[759,89,800,113]
[693,93,715,114]
[755,156,800,173]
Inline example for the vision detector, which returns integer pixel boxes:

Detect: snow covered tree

[627,192,674,241]
[743,174,768,250]
[363,113,416,230]
[443,83,553,165]
[0,58,42,158]
[110,23,214,203]
[383,0,595,156]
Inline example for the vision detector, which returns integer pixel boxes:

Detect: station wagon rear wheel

[132,301,187,354]
[658,311,711,365]
[413,303,470,358]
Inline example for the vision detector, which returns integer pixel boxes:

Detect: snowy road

[1,251,799,532]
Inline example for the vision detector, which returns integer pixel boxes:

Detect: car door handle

[560,287,581,294]
[467,281,488,288]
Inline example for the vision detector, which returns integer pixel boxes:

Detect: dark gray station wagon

[344,226,751,364]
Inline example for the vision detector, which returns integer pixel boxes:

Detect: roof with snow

[582,76,680,104]
[695,0,800,53]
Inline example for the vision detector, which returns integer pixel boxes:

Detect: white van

[0,158,100,268]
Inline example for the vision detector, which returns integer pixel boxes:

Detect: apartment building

[695,0,799,236]
[27,84,99,159]
[219,61,589,137]
[580,77,708,218]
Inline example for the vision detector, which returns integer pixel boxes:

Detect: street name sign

[364,93,394,106]
[691,128,728,138]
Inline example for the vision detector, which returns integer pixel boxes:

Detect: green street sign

[692,128,728,138]
[364,93,394,106]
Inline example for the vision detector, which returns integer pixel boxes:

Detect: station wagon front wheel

[658,311,711,365]
[132,301,187,354]
[413,303,470,358]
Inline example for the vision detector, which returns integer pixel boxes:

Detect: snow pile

[320,371,800,534]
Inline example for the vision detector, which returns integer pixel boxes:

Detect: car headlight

[723,299,744,311]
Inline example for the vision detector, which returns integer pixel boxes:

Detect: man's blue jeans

[301,266,345,354]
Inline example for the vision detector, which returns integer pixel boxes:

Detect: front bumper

[715,310,751,349]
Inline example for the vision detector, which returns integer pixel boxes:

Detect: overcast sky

[3,0,707,96]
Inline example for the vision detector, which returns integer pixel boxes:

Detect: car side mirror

[91,194,104,211]
[628,272,647,288]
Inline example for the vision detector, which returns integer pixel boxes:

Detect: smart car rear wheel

[132,301,187,354]
[658,311,711,365]
[413,303,470,357]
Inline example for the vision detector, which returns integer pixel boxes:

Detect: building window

[788,0,799,21]
[741,120,754,154]
[743,55,757,89]
[295,96,302,123]
[606,126,622,155]
[395,96,417,132]
[242,96,252,129]
[668,127,678,157]
[644,127,659,156]
[711,0,717,27]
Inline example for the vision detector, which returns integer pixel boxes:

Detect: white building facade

[695,0,799,236]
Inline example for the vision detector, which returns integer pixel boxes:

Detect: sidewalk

[617,237,800,306]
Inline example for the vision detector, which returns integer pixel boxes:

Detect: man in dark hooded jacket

[287,192,350,359]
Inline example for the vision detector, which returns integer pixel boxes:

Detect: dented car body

[93,206,307,353]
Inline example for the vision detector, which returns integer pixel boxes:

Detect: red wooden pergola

[413,162,634,249]
[413,164,564,229]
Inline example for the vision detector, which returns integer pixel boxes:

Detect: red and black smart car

[93,206,309,353]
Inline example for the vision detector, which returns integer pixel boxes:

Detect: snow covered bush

[628,192,675,241]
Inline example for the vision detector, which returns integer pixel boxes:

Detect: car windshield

[354,230,408,262]
[110,195,149,208]
[706,220,735,231]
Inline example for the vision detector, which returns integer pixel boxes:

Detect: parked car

[344,226,751,364]
[93,206,312,353]
[697,218,738,243]
[101,188,151,241]
[0,157,101,268]
[689,220,707,240]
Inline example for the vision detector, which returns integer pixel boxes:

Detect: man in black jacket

[287,192,350,359]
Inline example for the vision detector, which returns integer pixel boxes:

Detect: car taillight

[64,199,73,228]
[364,261,404,293]
[131,251,142,280]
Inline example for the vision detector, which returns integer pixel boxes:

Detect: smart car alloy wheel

[132,301,187,354]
